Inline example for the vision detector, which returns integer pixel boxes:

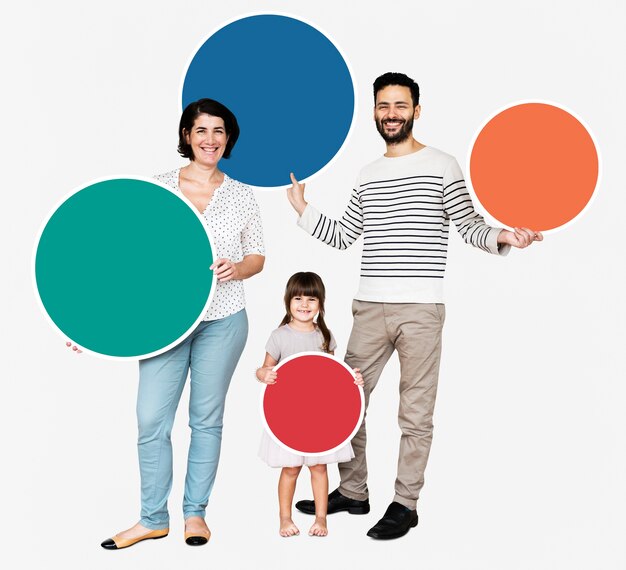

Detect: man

[286,72,542,539]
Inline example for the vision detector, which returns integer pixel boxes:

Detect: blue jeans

[136,309,248,529]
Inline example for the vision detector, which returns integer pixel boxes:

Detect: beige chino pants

[339,300,445,510]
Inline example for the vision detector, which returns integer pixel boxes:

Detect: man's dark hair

[177,98,240,160]
[373,72,420,107]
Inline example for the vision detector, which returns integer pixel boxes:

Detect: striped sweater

[298,146,509,303]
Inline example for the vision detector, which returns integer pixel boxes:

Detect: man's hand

[497,227,543,249]
[286,172,308,216]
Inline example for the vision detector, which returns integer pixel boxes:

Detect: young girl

[256,272,363,538]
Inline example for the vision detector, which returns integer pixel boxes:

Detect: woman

[102,99,265,549]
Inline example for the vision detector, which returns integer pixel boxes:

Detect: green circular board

[34,178,215,358]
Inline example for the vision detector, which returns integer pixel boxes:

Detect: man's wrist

[496,229,509,244]
[295,200,308,216]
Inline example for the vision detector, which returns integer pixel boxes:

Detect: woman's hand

[256,366,278,384]
[286,172,308,216]
[353,368,364,386]
[210,258,240,282]
[65,341,82,354]
[211,255,264,283]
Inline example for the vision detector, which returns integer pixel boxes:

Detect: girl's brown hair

[279,272,332,353]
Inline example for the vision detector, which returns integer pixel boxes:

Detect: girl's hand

[353,368,364,386]
[210,258,240,282]
[257,367,278,384]
[65,341,82,354]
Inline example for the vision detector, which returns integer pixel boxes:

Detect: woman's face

[185,113,229,166]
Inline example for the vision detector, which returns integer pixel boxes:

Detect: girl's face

[185,113,228,167]
[289,295,320,324]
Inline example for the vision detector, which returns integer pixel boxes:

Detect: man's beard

[376,117,414,144]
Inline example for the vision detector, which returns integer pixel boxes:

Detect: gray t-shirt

[265,324,337,362]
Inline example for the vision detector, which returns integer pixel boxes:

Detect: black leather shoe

[295,488,370,515]
[366,502,418,540]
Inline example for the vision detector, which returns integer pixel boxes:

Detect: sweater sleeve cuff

[487,227,511,256]
[296,203,321,235]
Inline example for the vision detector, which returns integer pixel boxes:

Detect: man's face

[374,85,420,144]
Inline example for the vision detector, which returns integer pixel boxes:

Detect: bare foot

[115,522,157,540]
[185,516,210,538]
[279,516,300,537]
[308,516,328,537]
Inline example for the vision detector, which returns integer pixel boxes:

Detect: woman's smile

[187,113,228,166]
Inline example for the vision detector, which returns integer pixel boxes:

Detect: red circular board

[261,352,364,455]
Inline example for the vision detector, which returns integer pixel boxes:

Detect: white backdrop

[2,1,625,568]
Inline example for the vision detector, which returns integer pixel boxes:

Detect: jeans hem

[139,518,169,530]
[184,511,206,520]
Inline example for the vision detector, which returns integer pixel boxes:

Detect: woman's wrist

[235,255,265,280]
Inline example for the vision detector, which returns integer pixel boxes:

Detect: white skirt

[258,430,355,468]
